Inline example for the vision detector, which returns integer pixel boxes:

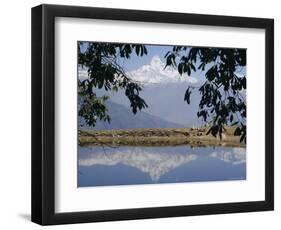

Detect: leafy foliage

[78,42,247,143]
[78,42,148,127]
[165,47,246,142]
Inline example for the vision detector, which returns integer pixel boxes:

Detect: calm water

[78,145,246,187]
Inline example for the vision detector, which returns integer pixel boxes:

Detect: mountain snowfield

[78,55,200,85]
[127,55,199,85]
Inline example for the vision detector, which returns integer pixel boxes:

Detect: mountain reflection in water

[78,145,246,187]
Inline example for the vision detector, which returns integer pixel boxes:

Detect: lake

[78,145,246,187]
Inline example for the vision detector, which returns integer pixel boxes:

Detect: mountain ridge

[79,100,184,130]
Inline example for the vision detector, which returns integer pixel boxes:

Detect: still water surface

[78,145,246,187]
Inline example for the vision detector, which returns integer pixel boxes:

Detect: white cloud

[127,55,198,85]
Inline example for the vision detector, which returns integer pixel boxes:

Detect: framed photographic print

[31,4,274,225]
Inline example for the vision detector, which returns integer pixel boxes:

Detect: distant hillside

[79,100,183,130]
[95,83,205,127]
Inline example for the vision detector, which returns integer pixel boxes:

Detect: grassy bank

[79,127,245,148]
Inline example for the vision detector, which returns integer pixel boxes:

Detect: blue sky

[78,42,201,85]
[121,44,171,71]
[79,41,173,70]
[78,41,246,84]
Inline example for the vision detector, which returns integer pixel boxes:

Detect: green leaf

[184,87,191,104]
[211,125,219,138]
[164,51,170,58]
[190,63,196,72]
[178,63,183,75]
[143,46,148,55]
[165,55,173,68]
[240,132,246,143]
[135,45,140,56]
[187,64,191,76]
[140,46,144,56]
[234,127,241,136]
[206,127,212,135]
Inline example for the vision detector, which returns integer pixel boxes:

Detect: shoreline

[78,127,246,148]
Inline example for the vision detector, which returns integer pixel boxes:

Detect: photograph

[30,3,274,225]
[77,41,247,187]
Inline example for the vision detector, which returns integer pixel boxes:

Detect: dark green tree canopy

[164,47,246,142]
[78,42,246,142]
[78,42,148,126]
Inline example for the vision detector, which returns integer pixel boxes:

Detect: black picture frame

[31,4,274,225]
